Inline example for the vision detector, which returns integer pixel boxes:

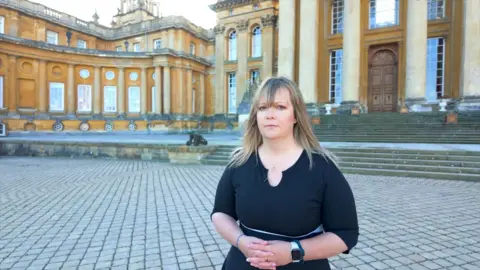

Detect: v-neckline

[257,149,305,188]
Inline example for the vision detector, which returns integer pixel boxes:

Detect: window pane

[426,37,445,101]
[228,73,237,113]
[369,0,399,29]
[49,82,64,111]
[331,0,344,34]
[104,86,117,112]
[0,76,3,108]
[77,84,92,112]
[128,86,141,113]
[329,49,343,104]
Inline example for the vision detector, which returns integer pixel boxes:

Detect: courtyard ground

[0,157,479,270]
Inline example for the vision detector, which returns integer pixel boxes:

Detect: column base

[336,101,364,115]
[7,111,20,118]
[404,98,432,112]
[36,112,50,120]
[456,95,480,112]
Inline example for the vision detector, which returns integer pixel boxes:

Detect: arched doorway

[368,44,398,112]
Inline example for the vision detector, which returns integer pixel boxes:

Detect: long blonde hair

[228,76,338,169]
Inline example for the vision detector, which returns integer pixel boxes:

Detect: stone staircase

[313,112,480,144]
[201,145,480,182]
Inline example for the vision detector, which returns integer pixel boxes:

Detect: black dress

[211,150,359,270]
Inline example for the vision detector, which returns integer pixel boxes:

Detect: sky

[31,0,218,29]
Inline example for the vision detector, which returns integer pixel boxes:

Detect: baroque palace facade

[0,0,479,133]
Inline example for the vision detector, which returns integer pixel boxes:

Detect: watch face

[291,249,302,260]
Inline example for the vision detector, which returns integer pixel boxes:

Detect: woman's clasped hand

[238,235,292,269]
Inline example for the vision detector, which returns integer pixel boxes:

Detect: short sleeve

[321,160,359,254]
[211,166,238,220]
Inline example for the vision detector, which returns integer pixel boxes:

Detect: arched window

[229,31,237,61]
[252,26,262,57]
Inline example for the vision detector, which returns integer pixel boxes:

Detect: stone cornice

[0,0,215,42]
[209,0,267,12]
[0,34,214,67]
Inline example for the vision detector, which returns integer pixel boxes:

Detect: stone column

[261,15,277,78]
[7,55,17,116]
[140,67,147,115]
[93,66,101,116]
[405,0,428,110]
[154,66,162,114]
[186,69,193,114]
[278,0,296,79]
[237,20,249,111]
[340,0,362,113]
[199,73,205,114]
[458,0,480,111]
[163,66,171,114]
[177,68,184,114]
[37,59,47,117]
[117,67,125,116]
[298,0,320,113]
[67,64,75,117]
[214,24,226,114]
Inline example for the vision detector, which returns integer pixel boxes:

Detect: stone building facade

[0,0,479,133]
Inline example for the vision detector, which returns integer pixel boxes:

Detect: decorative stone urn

[325,104,332,115]
[439,99,448,112]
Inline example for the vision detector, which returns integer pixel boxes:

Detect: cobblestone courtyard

[1,157,479,270]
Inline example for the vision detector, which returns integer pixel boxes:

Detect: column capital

[214,24,226,36]
[236,19,249,32]
[261,14,277,29]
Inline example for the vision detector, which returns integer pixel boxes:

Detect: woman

[210,76,359,270]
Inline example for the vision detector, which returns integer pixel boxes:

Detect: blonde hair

[228,76,339,169]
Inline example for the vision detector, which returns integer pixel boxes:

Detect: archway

[368,44,398,112]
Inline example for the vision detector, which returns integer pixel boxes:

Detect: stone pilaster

[177,68,184,114]
[154,66,162,114]
[457,0,480,111]
[298,0,320,115]
[93,66,101,117]
[163,66,171,114]
[214,24,226,114]
[237,19,249,112]
[7,55,17,116]
[140,67,147,115]
[277,0,296,79]
[37,59,47,117]
[186,69,193,114]
[117,67,125,117]
[405,0,428,111]
[67,64,75,117]
[338,0,362,114]
[199,73,205,114]
[261,14,277,79]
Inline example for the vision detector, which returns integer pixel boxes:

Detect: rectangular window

[228,73,237,114]
[0,76,3,108]
[104,86,117,112]
[49,82,64,111]
[77,84,92,112]
[46,30,58,45]
[252,27,262,57]
[329,49,343,104]
[428,0,445,20]
[116,46,122,52]
[0,16,4,34]
[133,42,141,52]
[229,32,237,61]
[77,39,87,49]
[426,37,445,101]
[251,70,260,84]
[152,86,156,112]
[190,43,196,55]
[331,0,344,34]
[369,0,399,29]
[128,86,141,113]
[154,39,162,50]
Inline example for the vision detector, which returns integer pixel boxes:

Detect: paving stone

[0,157,479,269]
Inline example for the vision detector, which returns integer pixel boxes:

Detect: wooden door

[368,45,398,112]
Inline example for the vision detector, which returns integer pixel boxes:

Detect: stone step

[339,167,480,182]
[338,157,480,169]
[339,161,480,174]
[315,137,480,143]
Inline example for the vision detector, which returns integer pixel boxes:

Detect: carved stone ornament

[52,121,64,132]
[261,14,277,28]
[104,122,114,132]
[128,121,137,131]
[79,121,90,131]
[129,72,139,81]
[214,24,226,35]
[237,20,249,32]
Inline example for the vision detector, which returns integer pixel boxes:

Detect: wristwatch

[290,240,304,263]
